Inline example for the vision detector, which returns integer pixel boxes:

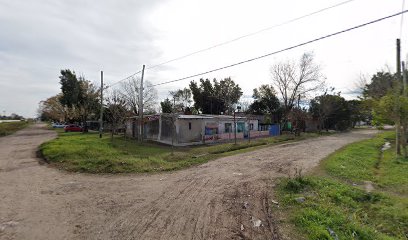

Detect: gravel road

[0,124,377,240]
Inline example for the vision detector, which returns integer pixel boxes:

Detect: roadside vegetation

[0,121,29,137]
[275,131,408,239]
[40,130,321,173]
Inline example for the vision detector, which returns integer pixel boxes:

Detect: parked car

[64,124,82,132]
[52,122,66,128]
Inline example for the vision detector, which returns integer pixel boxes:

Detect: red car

[64,124,83,132]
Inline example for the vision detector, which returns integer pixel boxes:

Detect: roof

[177,115,213,119]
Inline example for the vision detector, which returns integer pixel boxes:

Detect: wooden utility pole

[396,39,401,155]
[403,61,407,95]
[99,71,104,138]
[139,65,145,143]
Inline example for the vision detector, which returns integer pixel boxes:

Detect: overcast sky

[0,0,407,117]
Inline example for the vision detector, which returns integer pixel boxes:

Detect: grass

[0,121,29,136]
[275,131,408,240]
[39,130,321,173]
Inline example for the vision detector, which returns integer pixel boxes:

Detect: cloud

[0,0,163,117]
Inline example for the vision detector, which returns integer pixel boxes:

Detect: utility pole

[99,71,103,138]
[396,39,401,155]
[403,61,407,95]
[234,108,237,145]
[139,65,145,143]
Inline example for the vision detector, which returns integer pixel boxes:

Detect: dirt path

[0,124,378,240]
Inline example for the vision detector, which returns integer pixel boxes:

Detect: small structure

[125,114,276,145]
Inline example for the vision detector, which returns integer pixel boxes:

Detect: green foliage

[160,98,173,113]
[276,131,408,239]
[59,69,81,108]
[0,121,29,136]
[309,92,351,131]
[169,88,192,112]
[363,72,396,100]
[248,84,280,116]
[58,69,99,124]
[189,77,243,114]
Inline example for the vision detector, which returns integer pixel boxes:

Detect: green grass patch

[40,131,321,173]
[276,131,408,239]
[0,121,29,136]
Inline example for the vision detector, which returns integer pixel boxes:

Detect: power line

[400,0,406,39]
[106,0,356,87]
[145,0,357,71]
[152,10,408,87]
[106,70,143,88]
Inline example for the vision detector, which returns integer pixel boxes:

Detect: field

[276,131,408,239]
[39,130,321,173]
[0,121,29,136]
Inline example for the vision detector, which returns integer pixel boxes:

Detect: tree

[190,77,242,114]
[363,72,396,100]
[169,88,192,113]
[348,99,370,127]
[77,78,99,131]
[310,90,350,131]
[248,84,280,119]
[58,70,99,129]
[160,98,173,113]
[59,69,81,108]
[120,76,158,116]
[105,90,128,140]
[38,94,73,122]
[271,53,324,122]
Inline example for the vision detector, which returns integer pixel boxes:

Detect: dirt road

[0,124,377,240]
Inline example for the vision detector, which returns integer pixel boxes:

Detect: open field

[40,130,323,173]
[276,131,408,239]
[0,121,29,137]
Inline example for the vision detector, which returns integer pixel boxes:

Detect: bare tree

[106,90,128,141]
[271,53,325,121]
[120,76,158,115]
[169,88,192,113]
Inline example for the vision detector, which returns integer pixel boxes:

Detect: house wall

[176,119,204,143]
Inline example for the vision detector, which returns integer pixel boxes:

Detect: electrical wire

[151,10,408,87]
[106,70,143,88]
[105,0,357,87]
[400,0,406,39]
[145,0,357,71]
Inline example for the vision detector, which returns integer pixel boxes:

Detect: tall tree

[59,69,81,108]
[271,53,324,121]
[169,88,192,113]
[248,84,280,118]
[80,79,99,131]
[105,90,128,140]
[58,70,99,129]
[160,98,173,113]
[363,71,396,100]
[120,76,158,115]
[310,90,350,131]
[38,94,74,122]
[190,77,242,114]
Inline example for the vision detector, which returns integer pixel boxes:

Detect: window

[249,123,254,130]
[225,123,232,133]
[189,122,192,130]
